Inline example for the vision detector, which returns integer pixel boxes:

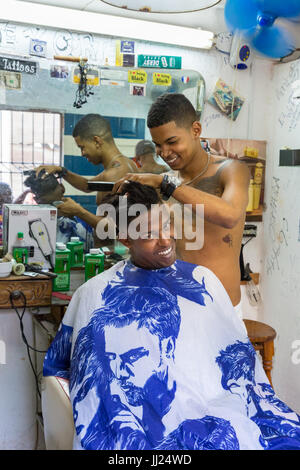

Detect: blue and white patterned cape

[43,259,300,450]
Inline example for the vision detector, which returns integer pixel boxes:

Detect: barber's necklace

[184,152,211,186]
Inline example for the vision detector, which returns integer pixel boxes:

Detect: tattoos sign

[0,56,37,75]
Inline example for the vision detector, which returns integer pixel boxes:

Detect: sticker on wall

[122,54,135,67]
[73,66,100,86]
[100,79,125,87]
[181,76,190,84]
[129,84,146,96]
[138,55,182,69]
[101,69,127,81]
[50,64,69,79]
[153,72,172,86]
[30,38,47,58]
[0,56,37,75]
[208,78,244,122]
[128,69,147,85]
[0,71,21,90]
[121,41,135,54]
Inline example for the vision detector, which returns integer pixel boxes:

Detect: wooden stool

[243,319,277,388]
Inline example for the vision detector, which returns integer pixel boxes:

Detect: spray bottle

[53,242,71,292]
[12,232,28,264]
[85,248,105,281]
[67,236,84,267]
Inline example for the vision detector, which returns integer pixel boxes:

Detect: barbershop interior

[0,0,300,452]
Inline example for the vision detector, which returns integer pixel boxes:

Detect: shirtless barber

[114,93,250,315]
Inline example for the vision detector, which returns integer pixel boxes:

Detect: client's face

[123,205,176,270]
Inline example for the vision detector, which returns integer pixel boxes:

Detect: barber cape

[43,260,300,450]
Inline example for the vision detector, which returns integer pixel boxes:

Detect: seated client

[43,181,300,450]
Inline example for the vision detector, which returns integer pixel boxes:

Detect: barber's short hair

[135,140,156,157]
[72,114,113,142]
[147,93,198,129]
[102,181,161,234]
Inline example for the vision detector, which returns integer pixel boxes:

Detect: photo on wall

[208,78,244,121]
[50,65,69,79]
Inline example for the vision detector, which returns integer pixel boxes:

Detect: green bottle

[12,232,28,264]
[53,242,71,292]
[85,248,105,282]
[67,236,84,267]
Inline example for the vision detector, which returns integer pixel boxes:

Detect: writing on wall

[276,61,300,132]
[0,22,105,64]
[266,176,289,276]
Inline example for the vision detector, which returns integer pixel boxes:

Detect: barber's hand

[13,188,32,204]
[113,173,163,193]
[56,197,82,217]
[35,165,63,178]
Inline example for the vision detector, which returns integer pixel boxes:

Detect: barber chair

[41,376,75,450]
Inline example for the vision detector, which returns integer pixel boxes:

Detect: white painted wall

[6,18,300,445]
[260,58,300,414]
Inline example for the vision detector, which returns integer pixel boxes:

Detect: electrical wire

[9,292,48,399]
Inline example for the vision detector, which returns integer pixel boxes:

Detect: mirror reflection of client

[24,170,93,252]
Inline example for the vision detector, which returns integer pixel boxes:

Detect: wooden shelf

[0,274,52,309]
[246,206,263,222]
[241,273,259,285]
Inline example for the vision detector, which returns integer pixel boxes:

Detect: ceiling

[14,0,228,32]
[11,0,300,62]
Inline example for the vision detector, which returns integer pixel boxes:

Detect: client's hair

[24,170,59,199]
[102,181,161,234]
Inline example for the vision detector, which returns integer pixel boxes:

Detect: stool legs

[259,340,275,388]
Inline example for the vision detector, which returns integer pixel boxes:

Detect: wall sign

[128,69,147,84]
[138,55,182,69]
[121,41,135,54]
[153,72,172,86]
[30,39,47,58]
[0,57,37,75]
[73,66,100,86]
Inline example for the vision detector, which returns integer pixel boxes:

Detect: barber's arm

[57,197,102,229]
[114,162,250,229]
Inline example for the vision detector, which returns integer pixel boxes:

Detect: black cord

[9,292,48,399]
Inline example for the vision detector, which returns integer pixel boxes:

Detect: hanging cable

[73,60,94,109]
[9,291,48,398]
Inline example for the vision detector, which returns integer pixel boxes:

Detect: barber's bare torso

[170,157,245,306]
